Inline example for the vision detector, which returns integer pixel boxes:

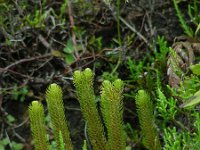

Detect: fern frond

[73,68,108,150]
[28,101,50,150]
[46,83,73,150]
[135,90,161,150]
[101,79,126,150]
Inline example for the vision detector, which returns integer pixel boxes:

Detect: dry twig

[0,54,52,74]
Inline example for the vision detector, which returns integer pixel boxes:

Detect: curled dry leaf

[167,36,200,88]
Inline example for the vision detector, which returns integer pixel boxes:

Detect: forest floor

[0,0,200,150]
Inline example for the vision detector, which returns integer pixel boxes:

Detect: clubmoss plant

[29,68,126,150]
[73,68,108,150]
[46,83,73,150]
[135,90,161,150]
[101,79,126,150]
[28,101,50,150]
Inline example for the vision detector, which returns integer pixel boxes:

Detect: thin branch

[0,54,52,74]
[68,0,79,58]
[119,17,149,46]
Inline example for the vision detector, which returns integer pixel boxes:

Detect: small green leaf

[126,146,132,150]
[65,54,74,65]
[0,145,4,150]
[180,89,200,108]
[190,63,200,75]
[63,39,73,53]
[11,141,23,150]
[7,114,16,123]
[195,23,200,36]
[112,38,121,45]
[0,138,9,146]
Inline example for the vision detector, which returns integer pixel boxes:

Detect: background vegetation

[0,0,200,149]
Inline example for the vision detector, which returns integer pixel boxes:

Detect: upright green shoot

[135,90,161,150]
[101,79,126,150]
[46,84,73,150]
[29,101,50,150]
[73,68,108,150]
